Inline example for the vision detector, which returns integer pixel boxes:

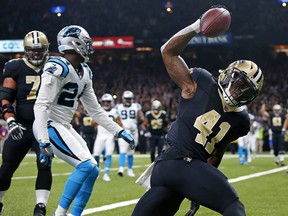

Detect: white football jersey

[34,56,122,141]
[116,103,141,132]
[97,108,119,136]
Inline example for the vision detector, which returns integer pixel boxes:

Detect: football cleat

[185,201,200,216]
[118,166,124,177]
[127,169,135,177]
[0,202,4,215]
[103,173,111,182]
[34,203,46,216]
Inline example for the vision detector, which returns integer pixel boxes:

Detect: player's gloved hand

[185,201,200,216]
[39,141,54,167]
[118,129,135,150]
[7,117,26,140]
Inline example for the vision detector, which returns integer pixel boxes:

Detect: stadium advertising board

[189,32,232,45]
[92,36,134,49]
[0,40,24,53]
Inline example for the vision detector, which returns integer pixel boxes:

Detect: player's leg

[48,122,99,216]
[32,132,52,216]
[126,130,138,177]
[118,138,129,176]
[163,159,246,215]
[103,135,115,181]
[149,136,157,162]
[92,135,105,166]
[0,132,31,213]
[273,134,280,165]
[132,186,184,216]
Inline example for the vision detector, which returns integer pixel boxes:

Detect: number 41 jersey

[166,68,250,162]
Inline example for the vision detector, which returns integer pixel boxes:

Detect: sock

[36,189,50,205]
[71,166,99,216]
[119,153,126,167]
[0,191,7,203]
[105,155,112,174]
[127,155,134,169]
[238,146,243,162]
[55,205,67,215]
[59,160,93,210]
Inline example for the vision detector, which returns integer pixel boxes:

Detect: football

[200,7,231,37]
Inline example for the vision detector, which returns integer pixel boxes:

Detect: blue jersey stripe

[48,127,73,156]
[48,58,69,78]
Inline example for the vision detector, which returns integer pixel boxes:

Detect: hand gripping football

[200,7,231,37]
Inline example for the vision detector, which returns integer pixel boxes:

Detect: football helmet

[218,60,264,107]
[23,31,49,66]
[152,100,161,113]
[57,25,93,63]
[122,90,134,107]
[101,93,114,110]
[273,104,282,115]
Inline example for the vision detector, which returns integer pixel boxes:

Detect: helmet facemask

[122,91,134,107]
[24,31,49,66]
[218,60,263,107]
[101,93,114,110]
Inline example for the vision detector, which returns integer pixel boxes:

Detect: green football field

[1,153,288,216]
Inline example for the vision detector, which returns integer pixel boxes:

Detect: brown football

[200,7,231,37]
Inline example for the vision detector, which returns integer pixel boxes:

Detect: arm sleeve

[80,84,122,136]
[33,69,63,142]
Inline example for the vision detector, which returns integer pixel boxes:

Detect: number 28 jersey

[166,68,250,162]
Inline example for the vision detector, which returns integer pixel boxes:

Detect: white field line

[8,154,288,215]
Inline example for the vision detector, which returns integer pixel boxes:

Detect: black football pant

[132,158,245,216]
[0,129,52,191]
[149,135,164,162]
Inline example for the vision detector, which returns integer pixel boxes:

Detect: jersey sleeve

[2,59,21,80]
[80,82,122,136]
[33,61,66,142]
[43,58,69,78]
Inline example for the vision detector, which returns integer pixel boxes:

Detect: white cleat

[118,166,124,177]
[127,169,135,177]
[103,173,111,182]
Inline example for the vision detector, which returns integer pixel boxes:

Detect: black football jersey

[3,58,42,127]
[268,111,286,134]
[166,68,250,162]
[145,110,168,136]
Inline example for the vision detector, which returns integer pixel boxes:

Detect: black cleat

[185,201,200,216]
[0,202,4,215]
[34,203,46,216]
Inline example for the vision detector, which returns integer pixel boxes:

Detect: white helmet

[57,25,93,63]
[122,90,134,107]
[152,100,161,113]
[273,104,282,115]
[218,60,264,107]
[101,93,114,110]
[24,31,49,66]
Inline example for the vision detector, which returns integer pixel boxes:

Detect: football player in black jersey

[132,6,264,216]
[0,31,51,216]
[260,104,288,166]
[141,100,169,162]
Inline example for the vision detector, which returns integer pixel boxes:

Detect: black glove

[7,118,26,140]
[39,142,54,167]
[118,129,135,150]
[185,201,200,216]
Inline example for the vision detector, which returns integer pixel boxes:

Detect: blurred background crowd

[0,0,287,153]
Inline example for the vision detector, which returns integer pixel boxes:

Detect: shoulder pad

[3,58,23,76]
[135,103,142,109]
[44,58,69,78]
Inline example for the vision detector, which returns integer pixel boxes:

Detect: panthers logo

[63,27,81,38]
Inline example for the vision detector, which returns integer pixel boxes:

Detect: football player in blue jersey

[0,31,51,216]
[32,25,135,216]
[132,6,264,216]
